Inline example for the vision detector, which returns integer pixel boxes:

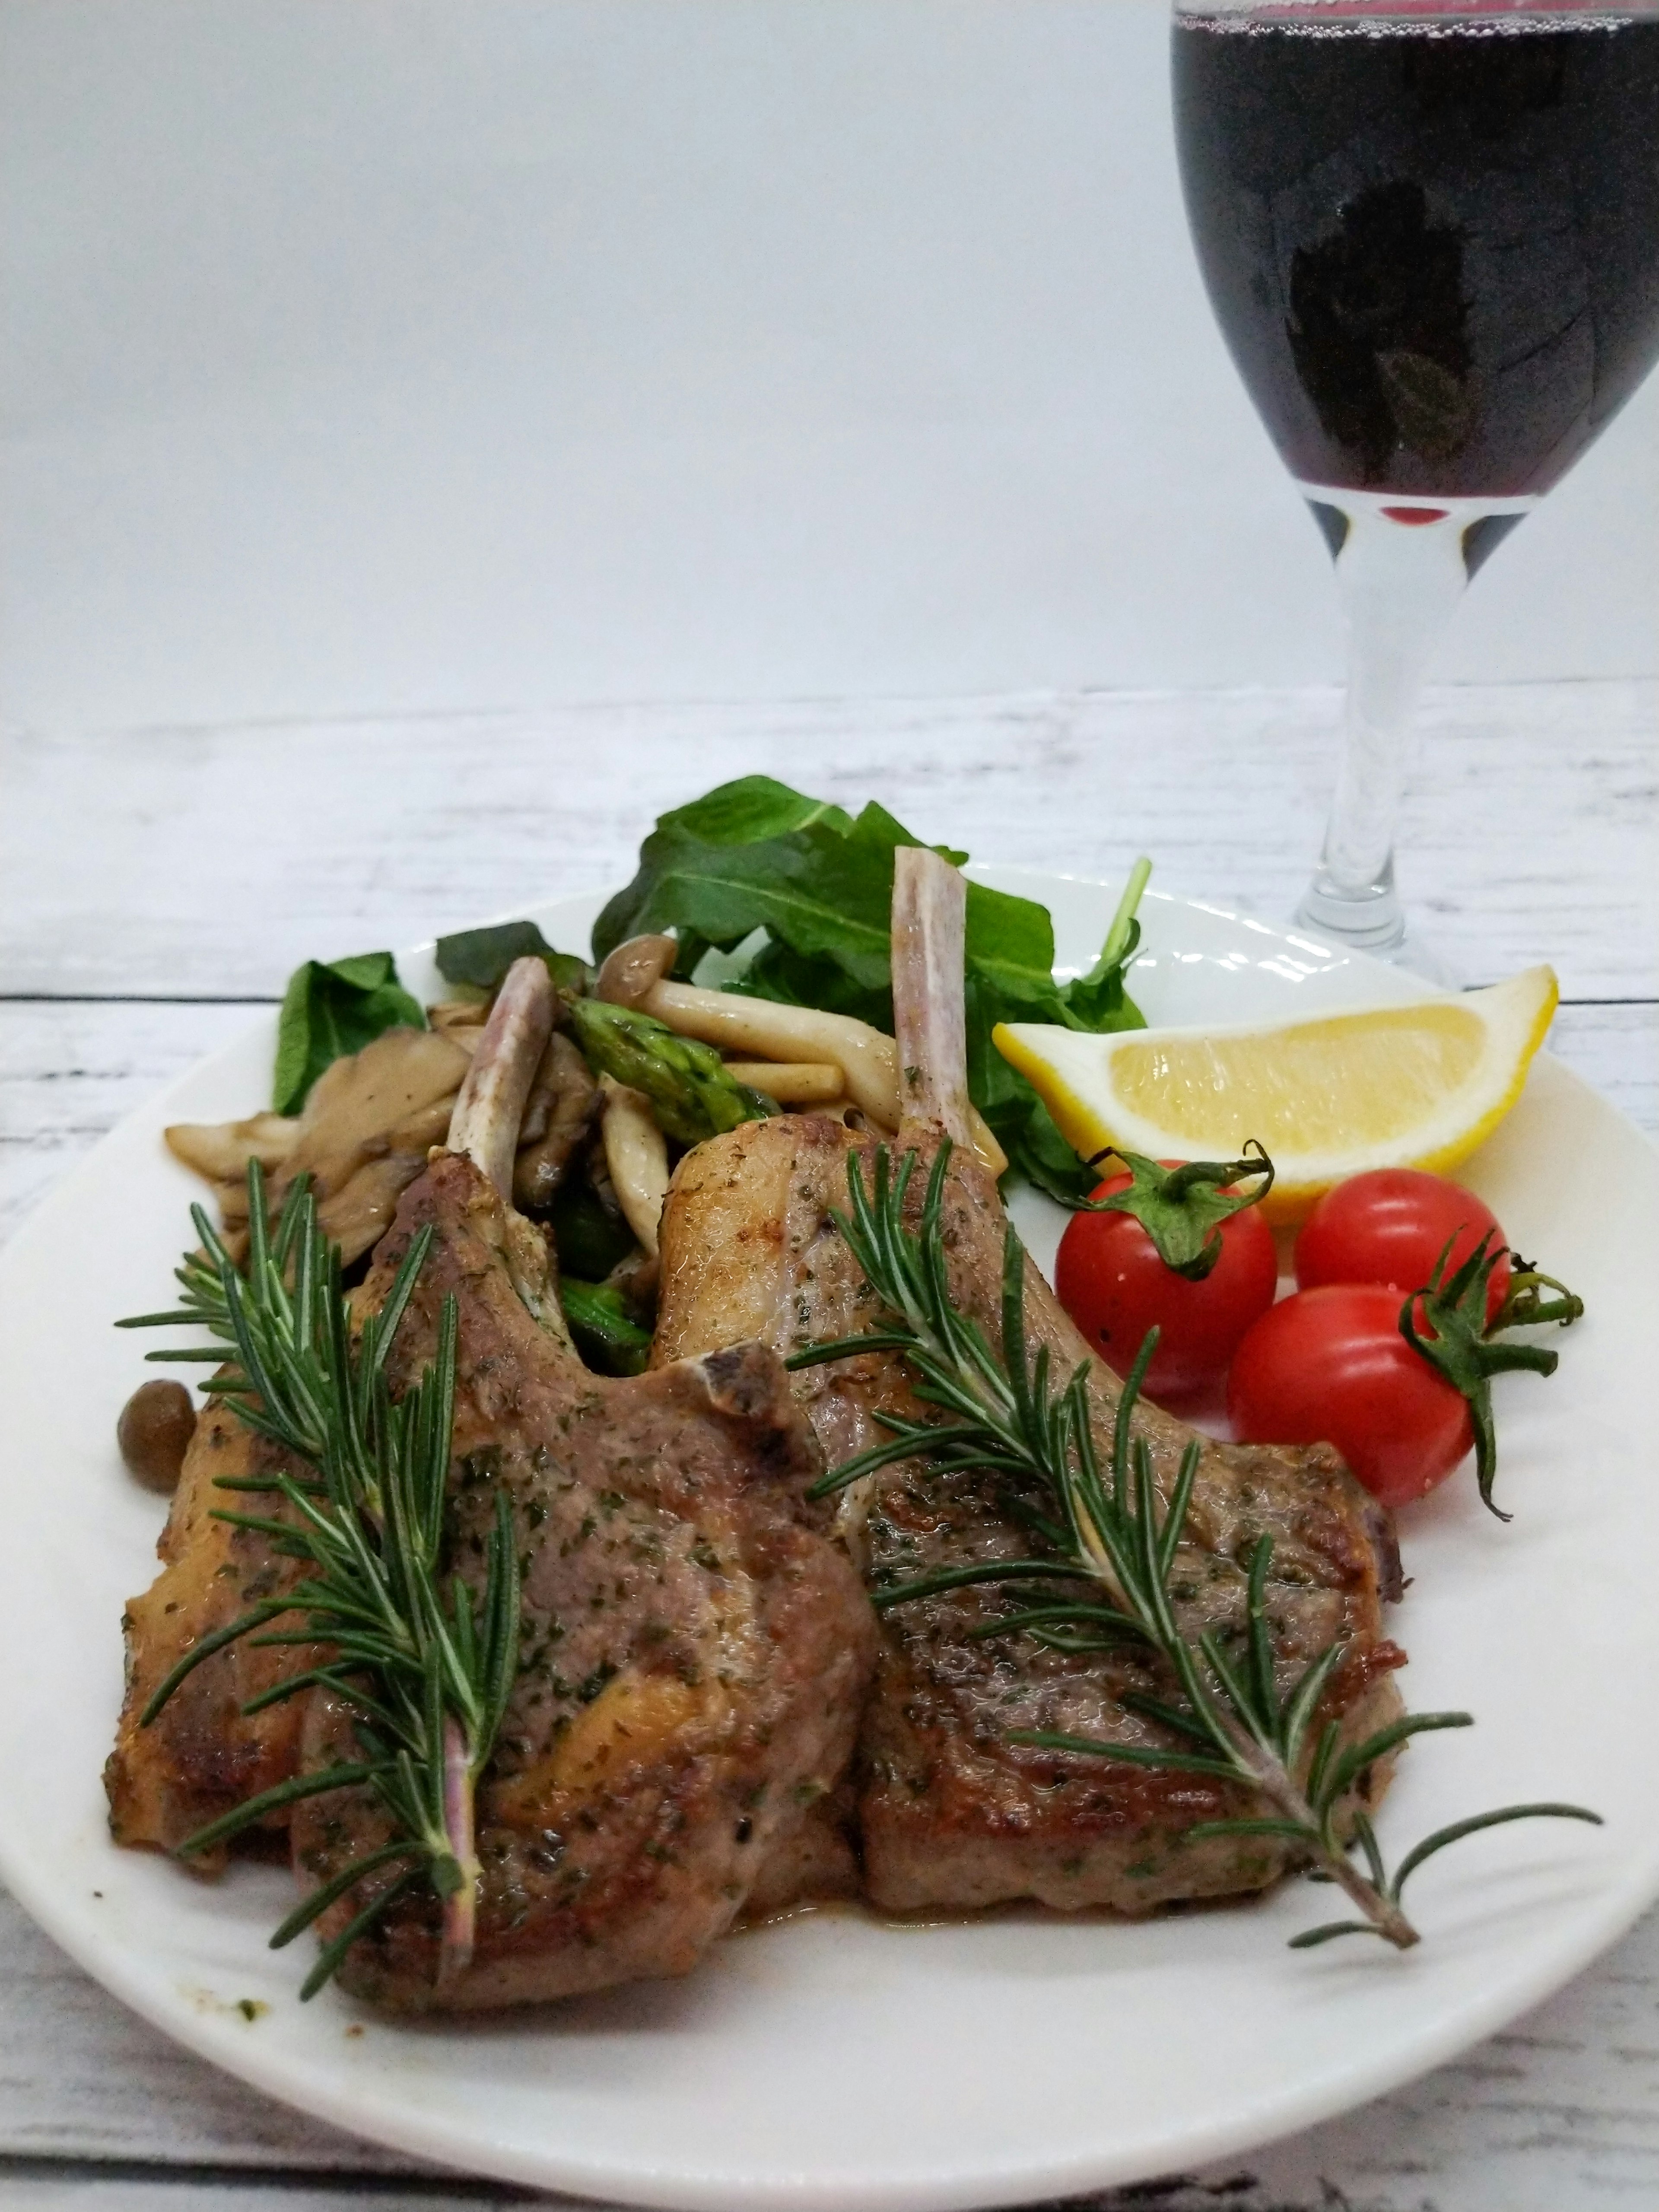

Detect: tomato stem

[1400,1232,1582,1519]
[1079,1140,1276,1281]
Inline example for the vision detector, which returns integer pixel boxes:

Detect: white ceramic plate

[0,874,1653,2211]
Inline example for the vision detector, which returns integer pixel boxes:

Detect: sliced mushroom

[168,1027,473,1268]
[639,979,1007,1175]
[513,1031,600,1215]
[290,1027,470,1189]
[598,1075,670,1259]
[594,934,679,1008]
[604,1243,660,1304]
[427,1000,491,1054]
[263,1027,474,1265]
[165,1110,299,1185]
[720,1059,844,1105]
[311,1138,450,1264]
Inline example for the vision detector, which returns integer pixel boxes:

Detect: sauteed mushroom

[167,1027,470,1266]
[598,1075,670,1258]
[513,1032,600,1215]
[594,933,679,1008]
[117,1379,197,1493]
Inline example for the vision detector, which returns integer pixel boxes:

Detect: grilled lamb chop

[111,960,872,2008]
[285,960,874,2008]
[105,1402,323,1865]
[103,1004,531,1869]
[654,850,1405,1917]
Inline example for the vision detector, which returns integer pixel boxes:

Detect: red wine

[1173,6,1659,496]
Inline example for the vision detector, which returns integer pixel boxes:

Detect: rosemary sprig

[789,1144,1600,1950]
[118,1162,520,1998]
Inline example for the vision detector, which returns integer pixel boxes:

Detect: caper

[117,1378,197,1492]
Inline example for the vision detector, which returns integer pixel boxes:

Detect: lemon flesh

[995,965,1557,1221]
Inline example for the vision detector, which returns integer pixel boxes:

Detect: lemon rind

[994,966,1557,1223]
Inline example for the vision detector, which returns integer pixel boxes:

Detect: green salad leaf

[597,791,962,997]
[273,952,426,1116]
[435,919,589,997]
[594,777,1147,1201]
[655,775,855,847]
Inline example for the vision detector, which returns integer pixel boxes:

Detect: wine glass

[1170,0,1659,975]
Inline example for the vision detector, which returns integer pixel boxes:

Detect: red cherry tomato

[1227,1284,1472,1508]
[1055,1164,1278,1406]
[1295,1168,1510,1325]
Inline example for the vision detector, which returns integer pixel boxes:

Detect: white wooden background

[1,680,1655,2211]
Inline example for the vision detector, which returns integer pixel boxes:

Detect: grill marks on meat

[861,1449,1405,1914]
[292,1151,873,2009]
[655,849,1406,1918]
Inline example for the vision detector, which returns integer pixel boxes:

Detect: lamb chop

[105,1401,324,1866]
[654,850,1406,1918]
[276,960,872,2009]
[105,995,559,1866]
[112,960,873,2009]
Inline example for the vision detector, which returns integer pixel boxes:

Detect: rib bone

[446,956,555,1195]
[891,845,973,1147]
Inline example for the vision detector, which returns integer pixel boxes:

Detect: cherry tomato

[1055,1164,1277,1405]
[1295,1168,1510,1325]
[1227,1284,1472,1508]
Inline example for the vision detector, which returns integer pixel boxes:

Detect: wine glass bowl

[1171,0,1659,971]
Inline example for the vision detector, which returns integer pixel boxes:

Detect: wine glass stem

[1297,503,1468,956]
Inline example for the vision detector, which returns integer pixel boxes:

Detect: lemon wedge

[995,965,1557,1222]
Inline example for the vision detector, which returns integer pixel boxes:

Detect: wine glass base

[1291,891,1460,989]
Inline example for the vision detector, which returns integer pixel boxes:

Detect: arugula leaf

[1057,858,1151,1032]
[657,775,855,847]
[723,936,895,1025]
[435,920,589,997]
[593,778,1147,1200]
[1002,1100,1111,1206]
[1057,919,1143,1033]
[273,952,426,1116]
[596,796,964,992]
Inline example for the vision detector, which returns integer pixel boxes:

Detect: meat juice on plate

[1172,1,1659,548]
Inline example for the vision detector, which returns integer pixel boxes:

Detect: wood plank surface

[0,687,1653,2211]
[3,680,1653,1000]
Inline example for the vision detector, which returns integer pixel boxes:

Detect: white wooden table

[2,680,1654,2212]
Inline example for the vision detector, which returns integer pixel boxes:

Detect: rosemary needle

[119,1163,521,1996]
[791,1143,1600,1951]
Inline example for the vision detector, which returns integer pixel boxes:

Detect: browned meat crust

[288,1152,876,2009]
[655,1106,1406,1919]
[105,1399,324,1867]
